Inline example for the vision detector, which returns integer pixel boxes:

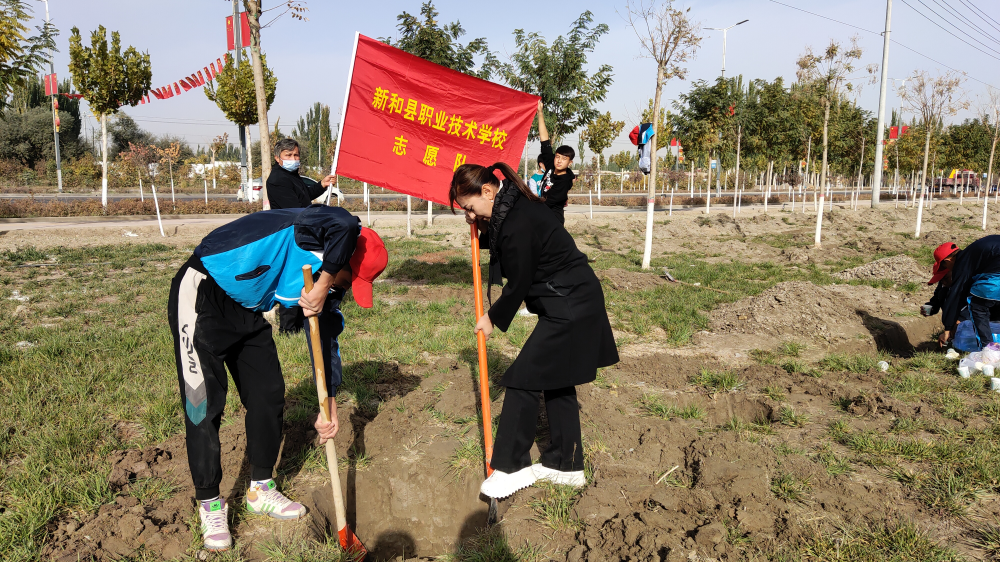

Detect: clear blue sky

[29,0,1000,159]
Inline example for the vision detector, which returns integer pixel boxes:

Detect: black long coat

[486,196,619,390]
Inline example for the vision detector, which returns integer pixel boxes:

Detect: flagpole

[330,32,360,180]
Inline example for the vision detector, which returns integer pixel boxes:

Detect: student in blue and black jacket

[167,204,387,552]
[936,236,1000,349]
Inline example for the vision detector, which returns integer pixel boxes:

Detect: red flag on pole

[332,34,539,206]
[226,16,235,51]
[889,126,898,140]
[44,73,58,96]
[240,12,250,47]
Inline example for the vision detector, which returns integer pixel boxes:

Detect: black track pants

[490,386,583,473]
[168,257,285,500]
[970,296,1000,349]
[278,303,304,334]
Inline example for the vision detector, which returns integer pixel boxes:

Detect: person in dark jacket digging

[935,236,1000,349]
[450,161,619,499]
[266,137,338,334]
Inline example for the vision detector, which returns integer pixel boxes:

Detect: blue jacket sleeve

[293,205,361,274]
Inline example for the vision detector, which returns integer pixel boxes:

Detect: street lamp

[705,20,749,78]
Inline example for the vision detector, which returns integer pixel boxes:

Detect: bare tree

[901,70,966,237]
[795,37,864,194]
[621,0,702,270]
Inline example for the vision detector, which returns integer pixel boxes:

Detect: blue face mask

[281,159,300,172]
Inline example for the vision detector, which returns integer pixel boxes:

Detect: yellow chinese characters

[370,86,509,151]
[423,146,439,167]
[393,135,408,156]
[453,153,467,171]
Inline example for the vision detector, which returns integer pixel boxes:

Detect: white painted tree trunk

[406,195,412,237]
[815,195,824,248]
[915,191,925,238]
[101,114,108,207]
[151,183,164,237]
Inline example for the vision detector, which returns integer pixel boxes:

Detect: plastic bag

[983,343,1000,365]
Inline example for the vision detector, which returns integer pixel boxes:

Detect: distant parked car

[236,178,263,202]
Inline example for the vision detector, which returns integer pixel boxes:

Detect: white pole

[983,185,989,231]
[620,170,624,193]
[871,0,892,207]
[365,183,371,226]
[706,158,712,215]
[427,200,432,227]
[139,177,144,202]
[589,190,593,219]
[204,178,208,204]
[406,194,412,237]
[151,183,164,237]
[915,191,925,238]
[669,187,674,216]
[101,114,108,207]
[815,194,824,248]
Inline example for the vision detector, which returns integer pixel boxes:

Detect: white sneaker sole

[532,465,586,487]
[480,466,537,499]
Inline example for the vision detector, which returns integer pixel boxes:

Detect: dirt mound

[597,268,668,292]
[708,281,931,350]
[833,255,928,284]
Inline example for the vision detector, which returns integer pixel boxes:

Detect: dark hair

[449,162,540,212]
[273,138,299,158]
[555,145,575,161]
[536,155,546,166]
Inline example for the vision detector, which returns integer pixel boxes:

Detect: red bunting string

[147,53,227,103]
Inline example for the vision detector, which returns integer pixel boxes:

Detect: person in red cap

[167,204,387,551]
[934,236,1000,349]
[921,242,960,321]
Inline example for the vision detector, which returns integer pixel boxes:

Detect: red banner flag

[226,13,251,51]
[173,82,181,95]
[44,73,58,96]
[889,126,898,140]
[333,34,539,207]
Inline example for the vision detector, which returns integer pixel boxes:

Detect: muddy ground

[18,200,1000,561]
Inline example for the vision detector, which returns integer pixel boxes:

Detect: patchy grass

[638,394,705,420]
[781,518,964,561]
[820,352,888,373]
[529,482,582,531]
[770,472,811,504]
[779,406,810,427]
[690,368,744,392]
[763,385,787,401]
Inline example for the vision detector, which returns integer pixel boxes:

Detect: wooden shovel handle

[301,266,349,534]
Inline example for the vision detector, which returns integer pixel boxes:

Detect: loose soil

[23,201,1000,560]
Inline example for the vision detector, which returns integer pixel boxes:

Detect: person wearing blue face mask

[265,138,337,333]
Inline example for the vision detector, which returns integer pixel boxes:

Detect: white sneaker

[245,479,307,520]
[532,465,587,487]
[198,497,232,551]
[480,466,537,499]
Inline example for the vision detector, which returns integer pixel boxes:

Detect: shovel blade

[338,525,368,561]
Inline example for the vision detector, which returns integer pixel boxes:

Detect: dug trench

[45,267,995,561]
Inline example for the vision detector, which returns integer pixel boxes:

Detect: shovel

[469,224,499,524]
[302,265,368,561]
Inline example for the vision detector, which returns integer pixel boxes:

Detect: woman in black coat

[450,161,619,499]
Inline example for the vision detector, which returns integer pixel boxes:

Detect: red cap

[349,228,388,308]
[629,126,640,146]
[928,242,959,285]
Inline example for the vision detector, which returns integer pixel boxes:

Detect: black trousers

[168,257,284,500]
[490,386,583,473]
[970,296,1000,348]
[278,303,304,334]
